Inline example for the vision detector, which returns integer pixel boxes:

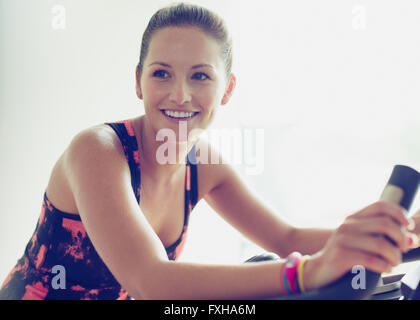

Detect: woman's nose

[169,79,192,105]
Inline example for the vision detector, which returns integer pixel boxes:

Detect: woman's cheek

[200,87,221,108]
[147,82,166,98]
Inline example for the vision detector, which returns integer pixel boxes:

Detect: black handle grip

[274,165,420,300]
[382,165,420,211]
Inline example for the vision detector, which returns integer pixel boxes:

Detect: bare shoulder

[62,123,132,191]
[66,124,123,156]
[46,124,126,213]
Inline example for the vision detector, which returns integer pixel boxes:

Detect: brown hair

[137,2,233,81]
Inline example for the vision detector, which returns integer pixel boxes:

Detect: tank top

[0,120,198,299]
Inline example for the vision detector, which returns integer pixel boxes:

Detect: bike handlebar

[274,165,420,300]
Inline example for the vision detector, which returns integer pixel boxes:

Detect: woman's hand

[409,208,420,249]
[303,201,417,291]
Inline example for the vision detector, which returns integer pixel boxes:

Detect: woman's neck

[134,115,194,181]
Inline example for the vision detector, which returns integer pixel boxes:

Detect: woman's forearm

[131,228,334,300]
[135,260,287,300]
[284,227,334,256]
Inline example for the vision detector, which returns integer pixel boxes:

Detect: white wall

[1,0,420,283]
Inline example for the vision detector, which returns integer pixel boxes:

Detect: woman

[1,2,419,300]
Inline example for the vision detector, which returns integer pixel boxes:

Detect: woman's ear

[221,74,236,105]
[135,65,143,100]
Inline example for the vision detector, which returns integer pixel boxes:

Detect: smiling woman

[1,2,419,301]
[136,25,235,145]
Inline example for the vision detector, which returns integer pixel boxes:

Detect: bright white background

[1,0,420,283]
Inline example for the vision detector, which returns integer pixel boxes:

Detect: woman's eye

[152,70,210,81]
[152,70,169,78]
[192,72,210,81]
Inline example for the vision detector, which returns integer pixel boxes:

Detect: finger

[340,249,392,274]
[408,233,420,249]
[352,201,410,228]
[407,217,416,231]
[341,234,402,267]
[345,216,410,252]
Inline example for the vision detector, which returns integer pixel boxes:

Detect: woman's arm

[201,144,333,257]
[286,227,333,255]
[203,157,414,291]
[64,129,415,299]
[148,260,287,299]
[200,144,417,292]
[64,127,289,299]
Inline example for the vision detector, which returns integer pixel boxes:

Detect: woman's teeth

[163,110,198,119]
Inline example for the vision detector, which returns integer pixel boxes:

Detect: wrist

[281,252,303,295]
[302,252,323,291]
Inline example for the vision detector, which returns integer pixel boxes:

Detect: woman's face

[137,26,234,142]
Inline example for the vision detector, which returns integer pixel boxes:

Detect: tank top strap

[185,145,199,217]
[104,120,141,203]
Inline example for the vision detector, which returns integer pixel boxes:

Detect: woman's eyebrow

[191,63,214,70]
[148,61,214,69]
[148,61,171,68]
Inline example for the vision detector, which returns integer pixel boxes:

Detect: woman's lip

[160,109,199,113]
[160,110,199,122]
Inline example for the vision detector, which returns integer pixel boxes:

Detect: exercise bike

[247,165,420,300]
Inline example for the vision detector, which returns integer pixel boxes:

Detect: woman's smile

[160,109,200,123]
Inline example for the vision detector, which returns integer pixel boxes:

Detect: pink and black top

[0,120,198,300]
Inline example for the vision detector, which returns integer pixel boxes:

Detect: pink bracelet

[282,252,302,295]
